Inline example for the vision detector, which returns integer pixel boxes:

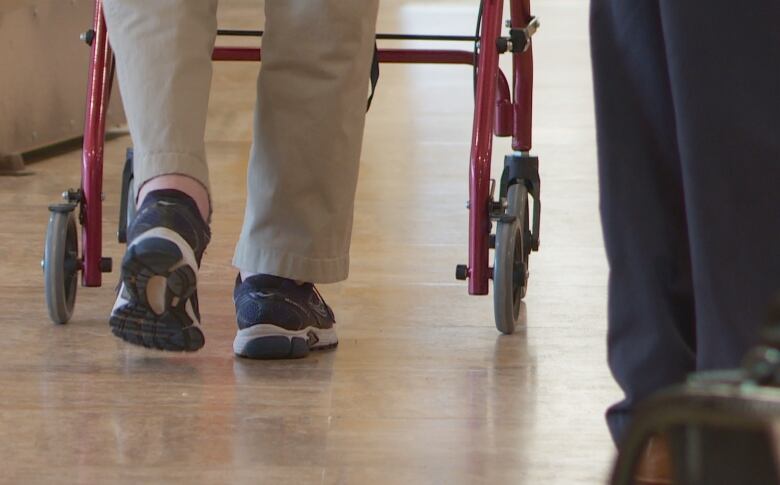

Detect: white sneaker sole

[233,324,338,359]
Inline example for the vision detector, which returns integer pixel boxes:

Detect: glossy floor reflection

[0,0,620,483]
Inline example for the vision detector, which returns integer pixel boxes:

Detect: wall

[0,0,124,163]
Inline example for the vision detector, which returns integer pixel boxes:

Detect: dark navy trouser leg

[657,1,780,371]
[591,0,780,443]
[591,0,697,443]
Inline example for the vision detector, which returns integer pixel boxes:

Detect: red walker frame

[71,0,539,312]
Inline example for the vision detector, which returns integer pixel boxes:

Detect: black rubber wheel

[43,208,79,324]
[493,183,530,334]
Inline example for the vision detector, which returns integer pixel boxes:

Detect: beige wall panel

[0,0,125,158]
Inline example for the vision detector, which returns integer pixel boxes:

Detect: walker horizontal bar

[377,49,474,65]
[217,29,263,37]
[212,47,475,66]
[377,34,479,42]
[217,29,478,42]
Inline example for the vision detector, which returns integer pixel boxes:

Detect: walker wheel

[43,206,79,324]
[493,183,530,334]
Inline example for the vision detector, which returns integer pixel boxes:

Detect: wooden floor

[0,1,621,483]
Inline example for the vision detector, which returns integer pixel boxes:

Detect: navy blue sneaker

[233,274,338,359]
[110,189,211,351]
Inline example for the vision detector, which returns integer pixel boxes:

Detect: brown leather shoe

[635,434,672,485]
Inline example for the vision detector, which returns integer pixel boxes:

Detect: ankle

[138,175,211,222]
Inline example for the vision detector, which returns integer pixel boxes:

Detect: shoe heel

[111,236,204,352]
[236,336,310,360]
[167,265,196,308]
[122,237,184,309]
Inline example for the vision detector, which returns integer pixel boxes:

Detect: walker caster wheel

[493,183,531,334]
[43,205,79,324]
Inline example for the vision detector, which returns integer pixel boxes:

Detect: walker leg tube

[511,0,533,152]
[468,0,504,295]
[81,1,113,287]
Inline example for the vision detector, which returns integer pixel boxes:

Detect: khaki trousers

[103,0,379,283]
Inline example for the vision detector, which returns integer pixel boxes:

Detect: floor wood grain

[0,1,621,483]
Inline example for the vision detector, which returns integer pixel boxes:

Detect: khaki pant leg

[233,0,380,283]
[103,0,218,200]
